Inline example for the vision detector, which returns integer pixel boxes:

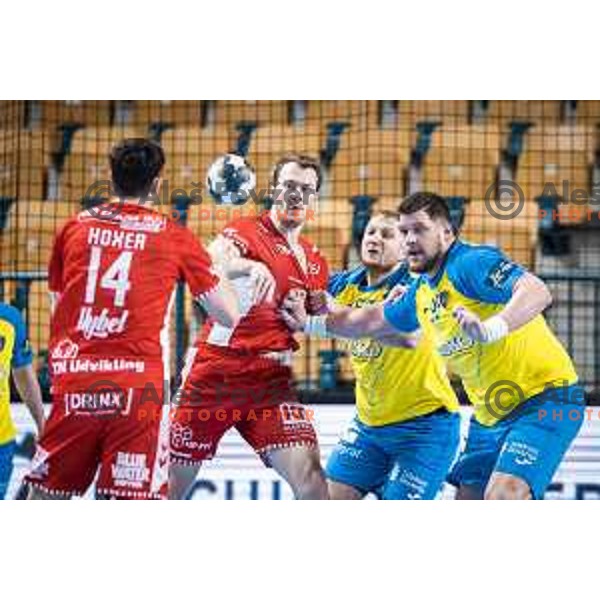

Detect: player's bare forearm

[326,304,400,339]
[281,294,413,341]
[454,273,553,343]
[12,365,45,435]
[498,272,553,332]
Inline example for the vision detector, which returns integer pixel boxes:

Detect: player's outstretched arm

[12,365,45,436]
[199,278,241,329]
[454,272,552,343]
[327,304,418,347]
[280,294,417,346]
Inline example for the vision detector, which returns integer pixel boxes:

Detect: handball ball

[206,153,256,205]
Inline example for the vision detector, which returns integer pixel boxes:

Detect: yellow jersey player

[0,302,45,499]
[281,193,583,500]
[325,211,460,499]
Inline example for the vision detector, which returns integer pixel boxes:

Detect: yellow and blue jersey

[329,264,459,426]
[384,240,578,426]
[0,303,33,445]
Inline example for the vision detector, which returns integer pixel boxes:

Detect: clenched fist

[453,306,487,342]
[307,290,332,315]
[279,288,309,332]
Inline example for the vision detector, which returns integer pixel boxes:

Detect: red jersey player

[25,139,239,499]
[169,155,330,499]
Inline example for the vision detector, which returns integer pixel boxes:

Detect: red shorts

[169,347,318,465]
[25,384,169,499]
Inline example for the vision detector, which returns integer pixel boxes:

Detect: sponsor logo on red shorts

[64,387,132,417]
[111,452,151,489]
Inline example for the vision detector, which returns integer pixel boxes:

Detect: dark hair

[272,154,322,192]
[110,138,165,198]
[398,192,452,224]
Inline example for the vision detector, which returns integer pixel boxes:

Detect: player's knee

[169,463,201,500]
[296,453,323,486]
[26,487,42,500]
[327,480,364,500]
[484,473,532,500]
[455,485,483,500]
[27,486,65,500]
[290,452,327,499]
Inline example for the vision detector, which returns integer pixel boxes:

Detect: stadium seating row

[0,129,54,203]
[3,126,597,208]
[4,100,600,130]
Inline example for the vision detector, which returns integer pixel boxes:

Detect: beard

[278,211,305,230]
[272,202,306,230]
[409,247,443,274]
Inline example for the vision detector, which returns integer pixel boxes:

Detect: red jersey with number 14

[48,203,219,392]
[197,212,329,354]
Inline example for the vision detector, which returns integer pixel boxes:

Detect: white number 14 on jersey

[84,246,133,307]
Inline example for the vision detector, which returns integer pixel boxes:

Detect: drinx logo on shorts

[64,390,129,416]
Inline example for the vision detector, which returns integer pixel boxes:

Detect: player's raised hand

[453,306,487,342]
[248,262,276,305]
[279,289,308,332]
